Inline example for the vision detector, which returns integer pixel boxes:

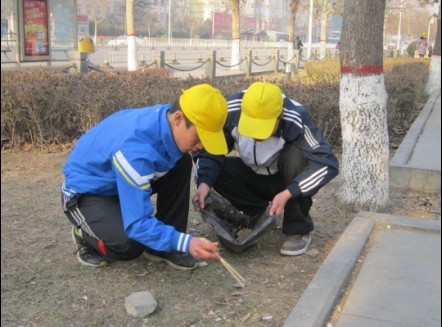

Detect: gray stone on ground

[125,291,158,318]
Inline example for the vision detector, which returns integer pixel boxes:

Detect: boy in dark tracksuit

[193,82,339,256]
[62,84,228,269]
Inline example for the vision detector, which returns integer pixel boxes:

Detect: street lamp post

[307,0,313,58]
[168,0,171,45]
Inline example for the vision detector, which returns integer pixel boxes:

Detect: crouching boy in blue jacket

[61,84,228,270]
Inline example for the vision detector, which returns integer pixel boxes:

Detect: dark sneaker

[143,248,199,271]
[71,226,108,267]
[280,233,312,256]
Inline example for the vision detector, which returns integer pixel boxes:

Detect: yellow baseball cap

[422,32,428,38]
[179,84,228,155]
[239,82,283,139]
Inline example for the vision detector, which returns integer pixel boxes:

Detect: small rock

[125,291,157,318]
[306,248,320,258]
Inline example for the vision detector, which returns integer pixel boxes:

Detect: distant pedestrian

[294,36,304,54]
[417,32,428,58]
[336,41,341,50]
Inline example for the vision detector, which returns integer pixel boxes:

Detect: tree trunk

[339,0,389,210]
[126,0,138,71]
[286,0,300,76]
[425,4,441,96]
[94,22,98,45]
[230,0,241,70]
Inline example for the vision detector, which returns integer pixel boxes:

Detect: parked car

[108,35,145,47]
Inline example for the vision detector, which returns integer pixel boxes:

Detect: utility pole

[307,0,313,58]
[396,1,403,50]
[168,0,172,44]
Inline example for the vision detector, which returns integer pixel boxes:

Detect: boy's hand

[193,183,211,210]
[269,189,293,216]
[189,237,220,260]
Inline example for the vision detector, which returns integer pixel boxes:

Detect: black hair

[168,101,193,128]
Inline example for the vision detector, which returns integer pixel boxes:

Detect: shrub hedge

[1,60,430,151]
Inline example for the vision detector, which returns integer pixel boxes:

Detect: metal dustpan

[195,193,276,253]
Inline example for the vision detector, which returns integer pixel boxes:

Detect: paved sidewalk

[284,92,441,327]
[284,214,441,327]
[390,93,441,192]
[335,213,441,327]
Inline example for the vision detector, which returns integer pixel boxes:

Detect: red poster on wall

[212,12,257,36]
[22,0,49,56]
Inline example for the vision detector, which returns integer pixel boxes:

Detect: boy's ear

[172,111,184,126]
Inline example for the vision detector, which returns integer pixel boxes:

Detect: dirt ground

[1,149,440,327]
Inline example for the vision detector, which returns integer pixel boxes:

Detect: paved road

[2,45,323,78]
[1,45,289,66]
[1,47,288,79]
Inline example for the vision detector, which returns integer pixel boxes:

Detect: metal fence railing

[2,34,416,77]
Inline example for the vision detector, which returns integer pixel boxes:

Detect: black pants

[213,144,314,236]
[63,154,192,261]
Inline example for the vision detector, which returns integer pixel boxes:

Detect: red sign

[241,16,256,31]
[23,0,49,56]
[212,12,257,35]
[77,15,89,23]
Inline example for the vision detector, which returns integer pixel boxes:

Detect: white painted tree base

[285,43,294,74]
[339,73,390,210]
[425,55,441,96]
[127,37,138,71]
[230,39,241,71]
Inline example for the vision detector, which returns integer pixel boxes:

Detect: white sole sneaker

[280,235,312,256]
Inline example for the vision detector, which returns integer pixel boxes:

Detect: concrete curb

[357,210,441,232]
[283,211,441,327]
[390,92,441,192]
[283,215,375,327]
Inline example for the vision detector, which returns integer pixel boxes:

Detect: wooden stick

[220,258,245,283]
[220,258,245,287]
[198,238,246,287]
[220,256,246,287]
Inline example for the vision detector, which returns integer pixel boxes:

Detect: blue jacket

[194,91,339,198]
[62,104,193,253]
